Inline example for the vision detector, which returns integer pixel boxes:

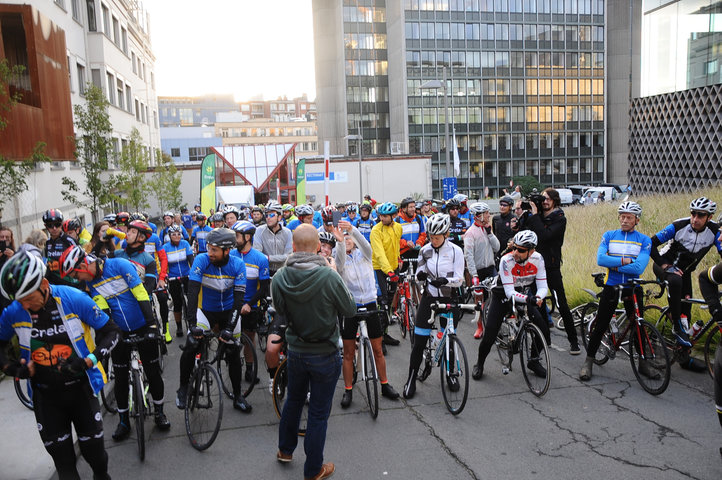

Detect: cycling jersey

[230,247,270,305]
[651,218,722,272]
[87,258,150,332]
[113,247,158,286]
[181,214,193,230]
[395,211,426,252]
[337,228,379,305]
[370,221,402,274]
[458,209,473,228]
[448,216,467,249]
[142,232,168,283]
[597,229,652,286]
[464,222,500,274]
[356,216,375,242]
[163,240,194,278]
[312,211,323,228]
[45,233,78,286]
[285,218,303,231]
[345,216,360,227]
[189,253,246,311]
[494,251,548,303]
[191,224,212,253]
[417,239,465,298]
[282,214,297,227]
[148,221,158,234]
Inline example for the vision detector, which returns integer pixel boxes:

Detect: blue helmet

[377,202,398,215]
[232,220,257,236]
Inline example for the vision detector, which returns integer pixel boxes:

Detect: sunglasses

[448,206,459,210]
[512,246,529,254]
[690,211,709,218]
[266,212,277,218]
[500,203,511,207]
[45,222,62,228]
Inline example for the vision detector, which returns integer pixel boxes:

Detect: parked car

[567,185,593,205]
[556,188,573,206]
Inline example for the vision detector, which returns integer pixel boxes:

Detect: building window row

[344,33,387,50]
[408,104,603,124]
[345,60,389,76]
[342,6,386,23]
[188,147,213,162]
[405,22,602,43]
[404,0,604,15]
[405,50,603,71]
[220,126,317,138]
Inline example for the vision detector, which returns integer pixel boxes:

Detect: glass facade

[641,0,722,97]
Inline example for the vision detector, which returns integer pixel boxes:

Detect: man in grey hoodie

[272,224,356,480]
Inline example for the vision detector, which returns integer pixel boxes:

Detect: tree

[111,127,150,211]
[147,150,183,213]
[511,176,544,197]
[62,83,114,223]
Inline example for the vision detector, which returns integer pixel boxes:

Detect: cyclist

[317,205,336,234]
[444,199,467,249]
[396,197,427,262]
[318,231,342,271]
[210,212,225,229]
[464,202,500,339]
[113,220,159,296]
[285,204,315,231]
[471,230,550,381]
[160,211,189,244]
[253,202,292,276]
[59,245,171,441]
[650,197,721,371]
[453,193,473,228]
[371,202,403,347]
[191,212,211,254]
[162,225,194,338]
[357,203,376,242]
[493,196,516,259]
[579,202,652,381]
[403,213,465,399]
[136,214,170,342]
[251,206,266,227]
[335,220,400,407]
[43,209,78,286]
[62,218,86,246]
[103,213,117,227]
[281,204,297,226]
[345,204,360,227]
[181,207,194,236]
[0,252,120,480]
[223,205,242,229]
[176,228,252,413]
[230,220,270,387]
[107,212,131,250]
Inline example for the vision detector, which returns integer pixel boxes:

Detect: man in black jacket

[527,188,580,355]
[492,196,516,259]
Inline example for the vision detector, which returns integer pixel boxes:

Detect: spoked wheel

[704,323,720,378]
[217,333,258,400]
[645,304,676,360]
[131,370,146,461]
[99,358,117,413]
[257,324,269,353]
[629,320,671,395]
[13,377,33,410]
[408,303,416,345]
[439,335,469,415]
[398,301,407,339]
[185,364,223,451]
[417,339,433,382]
[361,337,379,419]
[272,358,308,436]
[496,318,514,374]
[579,302,599,352]
[519,323,551,397]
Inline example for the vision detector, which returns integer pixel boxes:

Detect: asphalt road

[66,320,721,480]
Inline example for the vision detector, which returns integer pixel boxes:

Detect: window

[112,16,119,45]
[1,13,38,107]
[86,0,96,31]
[71,0,81,20]
[188,147,212,162]
[121,27,127,53]
[116,79,123,109]
[170,148,180,157]
[91,68,101,88]
[125,85,132,113]
[131,52,136,73]
[135,99,140,121]
[77,63,86,95]
[101,4,109,36]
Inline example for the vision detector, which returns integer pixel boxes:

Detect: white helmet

[452,193,468,203]
[294,204,314,217]
[513,230,538,248]
[469,202,490,215]
[0,251,47,301]
[689,197,717,214]
[426,213,451,235]
[618,201,642,218]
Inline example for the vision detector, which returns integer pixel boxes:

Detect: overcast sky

[146,0,316,101]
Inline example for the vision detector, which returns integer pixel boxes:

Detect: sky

[146,0,316,101]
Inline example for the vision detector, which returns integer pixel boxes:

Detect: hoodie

[271,252,356,354]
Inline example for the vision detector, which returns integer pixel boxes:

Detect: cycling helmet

[346,204,358,214]
[445,199,461,210]
[0,251,47,300]
[196,213,207,221]
[167,225,184,235]
[251,206,264,214]
[282,204,294,212]
[360,203,372,212]
[163,211,174,219]
[265,201,283,214]
[103,213,117,225]
[617,201,642,218]
[141,212,150,221]
[377,202,398,216]
[128,220,152,239]
[210,212,224,223]
[322,206,336,224]
[42,209,63,224]
[345,200,355,207]
[469,202,490,215]
[425,213,451,235]
[129,212,145,222]
[62,218,81,233]
[116,212,130,226]
[194,203,201,209]
[513,230,538,249]
[319,231,336,248]
[222,205,241,218]
[295,204,314,217]
[206,228,236,249]
[232,220,257,236]
[400,197,415,209]
[690,197,717,214]
[452,193,468,203]
[59,245,94,279]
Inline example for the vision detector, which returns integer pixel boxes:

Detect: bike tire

[629,320,670,395]
[217,333,258,400]
[272,358,308,436]
[239,333,258,398]
[579,302,599,351]
[132,370,146,461]
[399,300,407,339]
[417,337,433,382]
[100,358,117,414]
[704,323,720,378]
[645,304,677,363]
[362,337,379,419]
[185,364,223,451]
[439,335,469,415]
[519,323,551,397]
[257,325,268,353]
[13,377,33,410]
[408,303,416,345]
[495,317,513,374]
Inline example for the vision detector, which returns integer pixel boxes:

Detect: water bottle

[610,314,618,334]
[689,320,703,338]
[680,314,689,332]
[430,332,440,350]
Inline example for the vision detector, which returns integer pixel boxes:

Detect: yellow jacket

[371,221,402,273]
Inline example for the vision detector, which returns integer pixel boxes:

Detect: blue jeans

[278,350,341,479]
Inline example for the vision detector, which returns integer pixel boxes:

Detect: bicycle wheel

[239,333,258,397]
[361,337,379,419]
[131,370,146,461]
[217,333,258,400]
[495,318,513,374]
[579,302,599,351]
[13,377,33,410]
[629,320,671,395]
[100,358,117,414]
[645,304,675,352]
[257,323,269,353]
[519,323,551,397]
[439,335,469,415]
[185,364,223,451]
[398,300,407,339]
[272,358,308,436]
[704,323,720,378]
[408,303,416,345]
[417,339,433,382]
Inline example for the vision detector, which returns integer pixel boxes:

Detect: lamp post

[420,66,450,179]
[344,133,363,202]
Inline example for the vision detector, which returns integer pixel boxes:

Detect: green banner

[200,154,216,215]
[296,158,306,204]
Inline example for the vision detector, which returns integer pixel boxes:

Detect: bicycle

[397,258,420,342]
[255,297,275,353]
[13,376,33,410]
[469,278,494,338]
[182,330,224,451]
[350,306,380,419]
[417,298,476,415]
[580,279,672,395]
[494,296,552,397]
[122,333,156,461]
[271,323,309,436]
[215,330,258,401]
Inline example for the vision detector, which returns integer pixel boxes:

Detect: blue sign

[442,177,457,200]
[306,172,325,182]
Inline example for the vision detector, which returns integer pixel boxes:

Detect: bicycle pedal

[502,367,510,375]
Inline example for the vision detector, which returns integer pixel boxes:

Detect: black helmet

[196,213,207,221]
[116,212,130,226]
[210,212,224,223]
[400,197,415,209]
[42,209,63,224]
[206,228,236,249]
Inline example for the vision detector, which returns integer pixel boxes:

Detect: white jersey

[494,251,548,303]
[417,239,465,298]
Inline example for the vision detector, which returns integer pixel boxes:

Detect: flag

[200,154,216,215]
[296,158,306,204]
[452,128,460,177]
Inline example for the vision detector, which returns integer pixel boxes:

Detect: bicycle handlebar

[431,302,480,313]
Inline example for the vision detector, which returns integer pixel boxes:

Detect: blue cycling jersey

[459,210,473,228]
[87,258,146,332]
[159,226,189,244]
[192,225,212,253]
[181,214,193,230]
[230,248,270,304]
[597,229,652,286]
[356,217,375,242]
[189,253,246,312]
[286,219,302,231]
[113,248,157,281]
[148,222,158,234]
[395,214,425,245]
[163,240,194,278]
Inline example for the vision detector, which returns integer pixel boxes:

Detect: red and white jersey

[494,251,548,303]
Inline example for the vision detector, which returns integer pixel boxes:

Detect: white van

[583,186,617,204]
[556,188,573,206]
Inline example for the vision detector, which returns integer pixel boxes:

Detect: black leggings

[586,285,642,358]
[476,291,550,367]
[653,263,693,324]
[546,267,578,346]
[155,289,169,324]
[168,277,188,313]
[33,381,109,480]
[111,328,164,411]
[409,296,460,373]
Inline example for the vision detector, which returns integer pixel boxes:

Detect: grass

[560,186,722,318]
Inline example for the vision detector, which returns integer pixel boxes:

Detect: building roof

[212,144,296,190]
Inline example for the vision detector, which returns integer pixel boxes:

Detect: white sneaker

[268,378,274,395]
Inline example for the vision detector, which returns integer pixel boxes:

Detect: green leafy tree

[63,83,114,223]
[511,176,544,197]
[111,127,150,212]
[147,150,183,213]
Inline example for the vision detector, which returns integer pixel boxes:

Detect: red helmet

[128,220,152,239]
[115,212,130,226]
[59,245,95,278]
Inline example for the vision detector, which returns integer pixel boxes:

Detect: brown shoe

[305,462,335,480]
[276,450,292,463]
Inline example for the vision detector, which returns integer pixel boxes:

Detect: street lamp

[344,133,363,202]
[420,66,451,179]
